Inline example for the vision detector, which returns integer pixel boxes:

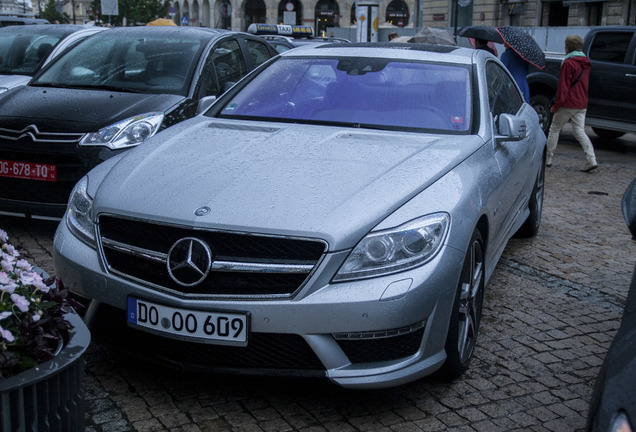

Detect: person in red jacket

[546,34,598,172]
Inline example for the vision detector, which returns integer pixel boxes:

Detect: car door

[240,36,276,70]
[197,37,248,99]
[586,30,635,123]
[486,60,535,239]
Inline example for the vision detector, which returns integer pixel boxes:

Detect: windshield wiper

[31,82,142,93]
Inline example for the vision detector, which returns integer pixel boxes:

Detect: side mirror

[196,95,217,115]
[622,177,636,240]
[496,113,527,141]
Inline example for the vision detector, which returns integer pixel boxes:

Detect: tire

[442,230,485,378]
[592,127,626,139]
[515,159,545,238]
[530,93,552,135]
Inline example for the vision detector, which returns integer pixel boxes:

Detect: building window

[545,1,569,26]
[585,2,603,26]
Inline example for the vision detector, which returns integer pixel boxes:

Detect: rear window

[216,57,472,133]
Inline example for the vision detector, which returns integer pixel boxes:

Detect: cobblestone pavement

[2,128,636,432]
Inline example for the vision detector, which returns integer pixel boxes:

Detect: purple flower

[16,259,32,271]
[1,281,17,294]
[0,229,7,243]
[1,259,13,272]
[10,293,29,313]
[2,243,18,258]
[0,324,14,342]
[32,274,50,293]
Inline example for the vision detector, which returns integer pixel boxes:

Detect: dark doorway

[386,0,409,27]
[278,0,302,25]
[315,0,339,37]
[245,0,266,30]
[218,0,232,29]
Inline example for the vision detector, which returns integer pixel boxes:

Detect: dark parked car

[0,16,49,27]
[529,27,636,137]
[586,177,636,431]
[248,24,349,53]
[0,24,107,96]
[0,26,277,219]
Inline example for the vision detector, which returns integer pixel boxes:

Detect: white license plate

[127,298,248,346]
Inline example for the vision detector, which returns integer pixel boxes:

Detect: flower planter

[0,313,90,432]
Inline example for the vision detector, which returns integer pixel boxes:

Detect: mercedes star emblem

[166,237,213,287]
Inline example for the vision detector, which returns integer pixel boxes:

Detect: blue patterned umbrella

[496,26,546,69]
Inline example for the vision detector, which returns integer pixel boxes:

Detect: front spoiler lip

[0,198,66,219]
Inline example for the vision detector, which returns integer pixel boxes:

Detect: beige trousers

[546,108,597,165]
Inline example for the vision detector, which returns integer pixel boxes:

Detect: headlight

[66,176,95,245]
[79,112,164,150]
[333,213,450,282]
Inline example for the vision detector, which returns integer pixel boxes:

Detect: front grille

[98,215,327,297]
[93,304,326,373]
[0,126,84,143]
[335,327,425,363]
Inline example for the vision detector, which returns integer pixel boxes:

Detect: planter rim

[0,312,90,390]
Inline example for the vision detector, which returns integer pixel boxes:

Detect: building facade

[2,0,633,34]
[169,0,634,35]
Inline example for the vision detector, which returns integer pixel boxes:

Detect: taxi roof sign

[248,24,314,37]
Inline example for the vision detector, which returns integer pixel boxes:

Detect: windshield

[0,31,65,76]
[217,57,472,132]
[32,31,207,95]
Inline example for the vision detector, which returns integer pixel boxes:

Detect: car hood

[93,117,483,249]
[0,86,185,131]
[0,75,30,90]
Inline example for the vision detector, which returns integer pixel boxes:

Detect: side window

[202,38,247,98]
[588,32,632,64]
[24,36,60,68]
[244,38,272,69]
[486,61,523,117]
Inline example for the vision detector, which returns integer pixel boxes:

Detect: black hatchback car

[0,26,277,218]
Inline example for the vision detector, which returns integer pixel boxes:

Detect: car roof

[279,42,475,64]
[0,24,95,37]
[98,26,232,37]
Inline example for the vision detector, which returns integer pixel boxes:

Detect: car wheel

[515,158,545,238]
[530,93,552,135]
[442,229,484,378]
[592,127,626,139]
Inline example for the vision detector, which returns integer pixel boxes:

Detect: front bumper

[53,219,464,389]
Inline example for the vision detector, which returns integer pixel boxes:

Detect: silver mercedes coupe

[53,43,546,388]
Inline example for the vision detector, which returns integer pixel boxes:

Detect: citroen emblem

[166,237,213,287]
